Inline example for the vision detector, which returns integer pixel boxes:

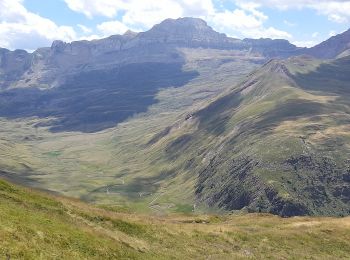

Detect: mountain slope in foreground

[147,55,350,217]
[1,178,350,259]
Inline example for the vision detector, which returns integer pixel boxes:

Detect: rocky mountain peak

[155,17,210,31]
[123,30,138,38]
[145,17,220,38]
[136,17,237,49]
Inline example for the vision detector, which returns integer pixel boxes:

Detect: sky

[0,0,349,51]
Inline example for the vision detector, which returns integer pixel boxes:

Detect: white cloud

[0,0,77,50]
[292,40,319,47]
[78,24,92,34]
[210,9,265,31]
[209,4,291,39]
[63,0,125,18]
[314,1,350,23]
[235,1,267,20]
[64,0,214,28]
[64,0,292,40]
[328,13,347,23]
[181,0,215,16]
[97,20,129,36]
[253,27,292,39]
[79,34,101,41]
[329,30,337,37]
[236,0,350,23]
[311,32,319,38]
[121,1,184,28]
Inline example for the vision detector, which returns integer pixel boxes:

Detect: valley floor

[1,179,350,259]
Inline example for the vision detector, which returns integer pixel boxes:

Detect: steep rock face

[47,34,133,69]
[0,48,31,88]
[1,18,349,90]
[0,18,301,90]
[49,31,138,62]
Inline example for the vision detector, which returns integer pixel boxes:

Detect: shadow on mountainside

[0,62,198,133]
[292,56,350,96]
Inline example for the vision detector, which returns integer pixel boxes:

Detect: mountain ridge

[1,17,349,92]
[2,18,350,58]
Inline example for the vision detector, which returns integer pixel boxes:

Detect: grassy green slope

[0,49,261,212]
[147,55,350,216]
[1,178,350,259]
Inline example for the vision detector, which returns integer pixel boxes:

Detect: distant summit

[123,30,138,37]
[146,17,226,39]
[135,17,241,49]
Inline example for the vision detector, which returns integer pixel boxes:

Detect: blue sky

[0,0,349,51]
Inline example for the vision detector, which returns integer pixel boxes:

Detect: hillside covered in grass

[142,55,350,217]
[1,178,350,259]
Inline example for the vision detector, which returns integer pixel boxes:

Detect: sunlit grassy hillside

[1,178,350,259]
[142,55,350,216]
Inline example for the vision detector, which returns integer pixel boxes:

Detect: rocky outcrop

[194,152,350,217]
[195,154,312,217]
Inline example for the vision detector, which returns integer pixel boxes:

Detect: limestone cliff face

[0,18,298,90]
[0,48,31,88]
[0,17,348,90]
